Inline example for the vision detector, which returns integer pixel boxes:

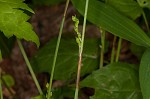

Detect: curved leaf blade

[140,48,150,99]
[71,0,150,47]
[81,63,142,99]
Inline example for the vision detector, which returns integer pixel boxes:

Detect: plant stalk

[110,36,117,63]
[74,0,89,99]
[100,28,105,68]
[17,39,43,95]
[142,11,150,32]
[115,38,122,62]
[47,0,70,98]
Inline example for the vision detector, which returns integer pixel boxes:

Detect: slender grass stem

[110,36,117,63]
[74,0,89,99]
[115,38,122,62]
[47,0,70,98]
[100,28,105,68]
[17,39,43,95]
[0,68,3,99]
[142,11,150,32]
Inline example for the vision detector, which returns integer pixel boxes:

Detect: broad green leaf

[32,0,65,6]
[106,0,142,19]
[71,0,150,47]
[0,0,40,47]
[80,63,142,99]
[31,38,99,80]
[140,48,150,99]
[137,0,150,9]
[2,74,15,87]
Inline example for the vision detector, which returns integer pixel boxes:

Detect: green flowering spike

[72,16,82,47]
[76,37,81,47]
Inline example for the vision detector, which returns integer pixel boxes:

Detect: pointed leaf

[71,0,150,47]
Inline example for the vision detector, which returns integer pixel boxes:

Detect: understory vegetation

[0,0,150,99]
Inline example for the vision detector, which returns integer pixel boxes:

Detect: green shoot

[100,27,105,68]
[46,0,70,99]
[73,0,89,99]
[111,36,117,63]
[142,11,150,33]
[116,38,122,62]
[17,39,43,95]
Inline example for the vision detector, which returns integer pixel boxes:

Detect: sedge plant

[73,0,89,98]
[46,0,70,98]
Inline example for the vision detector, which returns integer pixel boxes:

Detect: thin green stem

[47,0,70,99]
[0,68,3,99]
[100,28,105,68]
[74,0,89,99]
[17,39,43,95]
[80,0,89,54]
[110,36,117,63]
[142,11,150,32]
[115,38,122,62]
